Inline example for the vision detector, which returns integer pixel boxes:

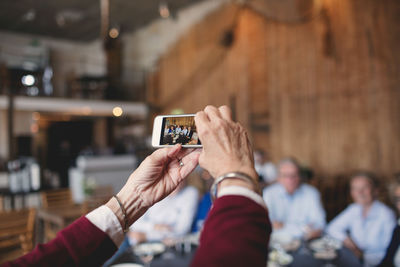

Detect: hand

[195,105,258,181]
[108,144,200,226]
[128,231,147,243]
[343,237,363,259]
[272,221,284,230]
[304,228,322,241]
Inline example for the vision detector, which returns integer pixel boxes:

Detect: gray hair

[278,157,300,171]
[350,171,379,189]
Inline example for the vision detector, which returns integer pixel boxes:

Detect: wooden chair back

[83,185,114,213]
[0,208,36,264]
[41,188,74,208]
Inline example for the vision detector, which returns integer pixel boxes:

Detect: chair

[41,188,74,209]
[83,185,114,213]
[41,188,74,241]
[0,208,36,264]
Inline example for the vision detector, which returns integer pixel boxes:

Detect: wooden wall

[148,0,400,190]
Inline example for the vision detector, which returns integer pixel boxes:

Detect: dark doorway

[16,135,32,157]
[47,120,93,188]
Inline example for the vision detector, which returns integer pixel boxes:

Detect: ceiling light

[22,75,35,86]
[113,107,123,117]
[22,9,36,22]
[109,28,119,39]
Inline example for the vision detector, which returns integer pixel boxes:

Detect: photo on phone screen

[160,116,201,146]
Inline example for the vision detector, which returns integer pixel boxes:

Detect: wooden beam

[247,0,319,22]
[100,0,109,40]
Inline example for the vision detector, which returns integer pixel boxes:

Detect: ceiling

[0,0,204,42]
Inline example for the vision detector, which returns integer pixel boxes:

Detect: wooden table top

[37,205,84,226]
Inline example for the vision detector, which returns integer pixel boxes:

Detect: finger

[178,150,201,180]
[204,105,222,121]
[195,111,209,137]
[175,148,197,160]
[219,105,233,121]
[167,144,182,159]
[150,144,181,164]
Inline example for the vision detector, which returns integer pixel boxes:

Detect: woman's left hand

[112,144,200,226]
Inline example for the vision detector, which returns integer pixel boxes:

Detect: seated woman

[128,182,198,243]
[379,180,400,267]
[327,172,396,266]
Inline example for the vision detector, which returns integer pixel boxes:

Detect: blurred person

[186,126,193,140]
[188,131,199,145]
[182,126,188,136]
[168,125,175,134]
[254,149,277,184]
[263,157,326,240]
[128,181,198,243]
[5,105,270,267]
[164,125,170,135]
[327,172,396,266]
[175,125,182,135]
[379,179,400,267]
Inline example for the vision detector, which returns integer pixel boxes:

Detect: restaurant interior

[0,0,399,266]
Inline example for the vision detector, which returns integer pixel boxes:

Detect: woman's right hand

[195,105,258,183]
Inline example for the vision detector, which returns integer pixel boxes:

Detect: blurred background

[0,0,399,263]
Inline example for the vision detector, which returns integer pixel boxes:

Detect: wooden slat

[41,189,73,208]
[0,208,35,263]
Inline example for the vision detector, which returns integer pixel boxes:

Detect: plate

[269,250,293,266]
[309,237,342,252]
[134,242,166,255]
[110,264,144,267]
[314,249,337,260]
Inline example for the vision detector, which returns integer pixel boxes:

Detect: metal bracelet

[113,195,129,233]
[210,172,258,202]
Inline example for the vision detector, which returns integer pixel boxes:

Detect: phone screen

[160,116,201,146]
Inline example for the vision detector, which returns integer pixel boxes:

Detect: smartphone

[152,114,202,148]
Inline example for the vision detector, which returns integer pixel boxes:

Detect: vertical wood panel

[147,0,400,189]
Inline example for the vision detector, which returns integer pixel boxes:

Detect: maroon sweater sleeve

[191,195,271,267]
[4,216,117,267]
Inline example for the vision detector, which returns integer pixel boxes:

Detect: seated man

[327,172,396,266]
[263,158,326,240]
[128,182,198,243]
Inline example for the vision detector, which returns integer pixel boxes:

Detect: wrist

[105,197,125,231]
[215,167,258,181]
[211,171,261,201]
[117,187,148,226]
[219,179,253,191]
[106,187,148,232]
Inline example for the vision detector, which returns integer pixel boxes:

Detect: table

[36,204,84,243]
[288,242,362,267]
[109,245,195,267]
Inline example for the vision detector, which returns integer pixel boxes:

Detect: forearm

[5,216,117,267]
[191,194,271,267]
